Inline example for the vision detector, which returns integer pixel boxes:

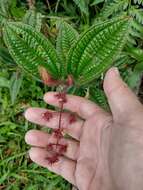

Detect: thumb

[103,67,143,121]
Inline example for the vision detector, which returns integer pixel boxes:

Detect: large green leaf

[56,21,78,76]
[68,17,131,85]
[3,22,60,79]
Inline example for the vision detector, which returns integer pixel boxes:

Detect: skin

[25,67,143,190]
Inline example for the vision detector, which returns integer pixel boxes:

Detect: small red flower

[46,153,59,165]
[58,144,67,154]
[46,143,54,151]
[54,92,67,103]
[53,128,63,139]
[42,111,53,121]
[69,113,77,124]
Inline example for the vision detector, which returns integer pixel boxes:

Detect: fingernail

[43,92,54,102]
[112,67,120,76]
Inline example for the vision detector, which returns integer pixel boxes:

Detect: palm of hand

[74,111,113,190]
[25,68,143,190]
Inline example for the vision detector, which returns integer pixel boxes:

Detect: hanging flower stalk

[39,66,76,164]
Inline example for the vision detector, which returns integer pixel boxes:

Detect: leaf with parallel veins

[3,22,60,80]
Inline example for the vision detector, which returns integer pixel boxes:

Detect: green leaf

[91,0,105,6]
[130,27,143,39]
[100,0,128,19]
[133,0,143,5]
[0,172,9,183]
[131,20,143,33]
[3,22,60,79]
[73,0,89,15]
[127,70,142,92]
[0,77,10,88]
[89,88,109,110]
[9,72,23,105]
[129,6,143,25]
[135,61,143,71]
[0,46,15,65]
[0,0,10,17]
[23,9,43,32]
[126,46,143,61]
[56,21,78,76]
[10,0,26,18]
[114,52,134,68]
[68,17,131,85]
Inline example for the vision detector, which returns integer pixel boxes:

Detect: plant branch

[27,0,35,9]
[55,0,60,13]
[45,0,52,12]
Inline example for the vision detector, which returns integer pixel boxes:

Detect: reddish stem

[69,113,77,124]
[55,92,66,148]
[44,91,67,164]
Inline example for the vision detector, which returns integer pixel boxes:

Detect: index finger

[44,92,106,119]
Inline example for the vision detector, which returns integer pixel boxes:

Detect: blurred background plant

[0,0,143,189]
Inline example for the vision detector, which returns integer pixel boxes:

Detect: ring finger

[25,129,79,161]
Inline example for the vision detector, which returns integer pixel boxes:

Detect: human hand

[25,68,143,190]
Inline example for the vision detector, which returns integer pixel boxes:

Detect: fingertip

[25,129,37,144]
[24,107,34,120]
[107,67,120,76]
[28,147,38,161]
[103,67,142,119]
[103,67,120,93]
[43,92,56,103]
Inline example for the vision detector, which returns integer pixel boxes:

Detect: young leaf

[9,72,23,105]
[56,21,78,76]
[23,9,43,32]
[68,17,131,85]
[3,22,60,80]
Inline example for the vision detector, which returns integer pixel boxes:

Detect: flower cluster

[42,92,77,164]
[39,67,76,164]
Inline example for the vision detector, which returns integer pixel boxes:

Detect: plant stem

[45,0,52,12]
[55,0,60,13]
[56,92,65,147]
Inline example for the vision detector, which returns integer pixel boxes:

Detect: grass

[0,67,72,189]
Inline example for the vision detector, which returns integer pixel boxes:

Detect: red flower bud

[38,66,60,86]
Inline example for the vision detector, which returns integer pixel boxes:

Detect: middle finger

[25,107,84,140]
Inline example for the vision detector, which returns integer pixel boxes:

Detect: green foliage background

[0,0,143,189]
